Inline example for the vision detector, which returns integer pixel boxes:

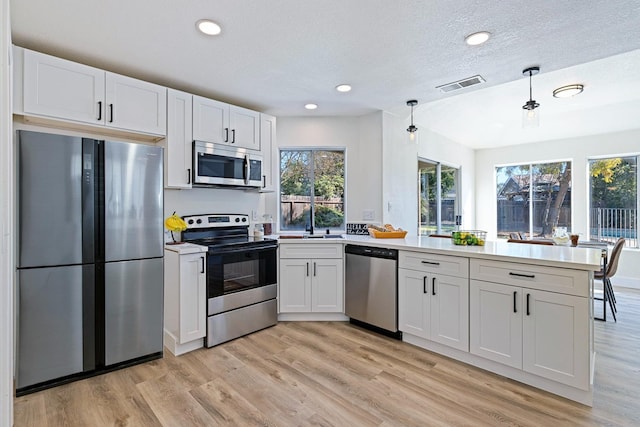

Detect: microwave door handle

[244,155,250,185]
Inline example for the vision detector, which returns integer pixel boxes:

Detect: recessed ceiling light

[305,103,318,110]
[465,31,491,46]
[196,19,222,36]
[553,84,584,98]
[335,84,352,92]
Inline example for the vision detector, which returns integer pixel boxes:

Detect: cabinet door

[430,274,469,351]
[398,269,429,339]
[230,105,260,150]
[179,253,207,343]
[105,72,167,135]
[260,113,276,191]
[469,280,522,369]
[522,289,590,390]
[279,258,312,312]
[23,49,104,125]
[311,258,344,312]
[166,89,193,189]
[192,95,229,144]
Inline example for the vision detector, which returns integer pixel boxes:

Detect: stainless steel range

[181,214,278,347]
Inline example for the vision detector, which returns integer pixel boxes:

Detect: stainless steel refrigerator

[16,130,164,394]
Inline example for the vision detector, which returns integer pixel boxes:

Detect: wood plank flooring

[15,287,640,426]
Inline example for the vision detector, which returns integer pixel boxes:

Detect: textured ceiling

[9,0,640,148]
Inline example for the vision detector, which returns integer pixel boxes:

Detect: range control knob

[196,219,202,224]
[188,219,194,224]
[235,218,240,222]
[242,217,247,222]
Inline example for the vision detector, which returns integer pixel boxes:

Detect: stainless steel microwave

[193,141,263,188]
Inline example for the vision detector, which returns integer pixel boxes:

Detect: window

[419,160,459,235]
[496,161,572,239]
[589,156,638,248]
[280,149,345,232]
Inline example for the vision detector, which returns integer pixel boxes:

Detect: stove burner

[180,213,277,251]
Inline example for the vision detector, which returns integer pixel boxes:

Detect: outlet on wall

[251,210,259,221]
[362,209,375,220]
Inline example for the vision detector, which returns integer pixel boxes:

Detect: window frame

[418,157,461,236]
[587,153,639,248]
[278,147,347,234]
[495,159,572,239]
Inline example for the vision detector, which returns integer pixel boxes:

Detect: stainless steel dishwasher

[345,244,401,338]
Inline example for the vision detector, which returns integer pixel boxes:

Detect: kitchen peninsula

[278,235,602,406]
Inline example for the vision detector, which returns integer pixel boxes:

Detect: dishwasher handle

[345,244,398,260]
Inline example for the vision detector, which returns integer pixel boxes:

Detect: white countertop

[278,235,603,271]
[164,242,208,254]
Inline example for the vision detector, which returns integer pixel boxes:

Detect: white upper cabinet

[192,95,229,144]
[23,48,105,125]
[260,113,276,192]
[229,105,260,150]
[105,72,167,135]
[192,95,260,151]
[18,47,166,136]
[165,89,193,189]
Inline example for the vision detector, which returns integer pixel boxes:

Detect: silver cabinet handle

[421,260,440,266]
[313,262,317,276]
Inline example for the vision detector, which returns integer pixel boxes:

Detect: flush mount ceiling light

[406,100,418,137]
[196,19,222,36]
[335,84,352,93]
[522,66,540,128]
[553,84,584,98]
[465,31,491,46]
[305,103,318,110]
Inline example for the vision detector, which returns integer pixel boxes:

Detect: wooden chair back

[507,239,554,246]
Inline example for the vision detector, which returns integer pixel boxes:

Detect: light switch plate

[362,209,375,220]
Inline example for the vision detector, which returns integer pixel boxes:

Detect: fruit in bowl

[452,230,486,246]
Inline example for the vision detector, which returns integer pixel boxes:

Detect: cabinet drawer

[279,243,343,259]
[470,259,589,297]
[399,251,469,278]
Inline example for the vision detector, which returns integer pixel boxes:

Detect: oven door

[193,141,263,187]
[207,245,277,300]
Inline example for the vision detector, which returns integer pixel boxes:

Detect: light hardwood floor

[15,288,640,426]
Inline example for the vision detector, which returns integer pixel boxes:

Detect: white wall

[1,0,14,423]
[475,128,640,288]
[164,188,262,240]
[274,113,384,228]
[381,112,476,235]
[275,112,476,237]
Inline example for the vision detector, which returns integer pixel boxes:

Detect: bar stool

[594,237,625,322]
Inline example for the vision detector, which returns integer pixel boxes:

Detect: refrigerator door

[18,131,94,268]
[104,141,163,262]
[104,258,164,365]
[17,265,95,389]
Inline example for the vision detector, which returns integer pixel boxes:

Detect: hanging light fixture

[406,100,418,139]
[522,66,540,128]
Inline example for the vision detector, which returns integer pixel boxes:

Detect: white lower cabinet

[399,268,469,351]
[470,276,590,390]
[279,244,344,313]
[164,245,207,355]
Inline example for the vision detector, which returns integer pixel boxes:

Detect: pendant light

[522,66,540,128]
[406,100,418,140]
